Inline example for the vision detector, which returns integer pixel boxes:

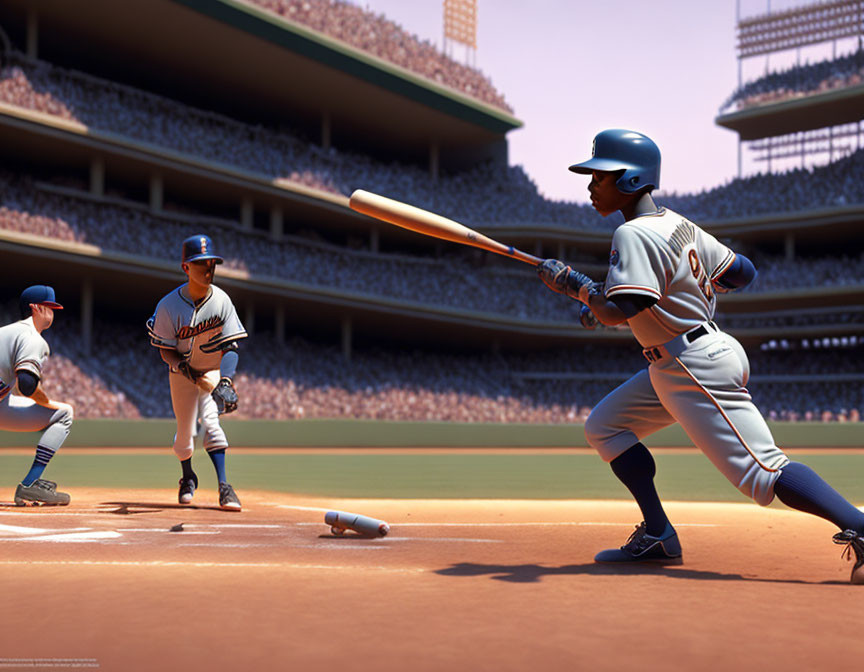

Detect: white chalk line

[0,560,424,573]
[12,531,122,542]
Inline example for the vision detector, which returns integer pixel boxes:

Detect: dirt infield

[0,488,862,671]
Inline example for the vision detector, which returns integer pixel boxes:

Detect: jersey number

[687,249,714,303]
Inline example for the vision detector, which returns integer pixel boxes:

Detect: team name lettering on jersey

[668,220,696,255]
[175,316,223,340]
[688,249,715,303]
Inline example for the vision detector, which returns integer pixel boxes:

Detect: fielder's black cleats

[594,521,683,565]
[14,479,71,506]
[178,473,198,505]
[833,529,864,585]
[218,482,241,511]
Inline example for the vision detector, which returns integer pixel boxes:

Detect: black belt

[685,325,708,343]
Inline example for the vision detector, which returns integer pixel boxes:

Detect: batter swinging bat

[325,510,390,537]
[349,189,542,266]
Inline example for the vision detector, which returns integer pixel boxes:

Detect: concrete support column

[89,158,105,198]
[321,111,331,150]
[370,227,379,253]
[429,141,439,182]
[241,198,253,231]
[26,9,38,59]
[341,316,352,362]
[149,174,163,213]
[274,305,285,346]
[244,303,255,336]
[270,206,283,241]
[784,233,795,261]
[81,279,93,357]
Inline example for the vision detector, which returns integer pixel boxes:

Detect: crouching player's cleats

[594,521,683,565]
[833,529,864,585]
[218,482,241,511]
[14,479,71,506]
[178,473,198,505]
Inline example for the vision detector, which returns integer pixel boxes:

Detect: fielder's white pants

[585,325,789,505]
[169,372,227,460]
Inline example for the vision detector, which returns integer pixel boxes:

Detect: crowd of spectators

[0,305,857,423]
[242,0,512,112]
[6,53,864,231]
[2,172,862,330]
[720,50,864,113]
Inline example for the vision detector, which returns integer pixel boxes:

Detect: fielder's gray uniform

[584,208,789,505]
[147,285,246,460]
[0,317,73,450]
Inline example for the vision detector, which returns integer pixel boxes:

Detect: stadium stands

[720,50,864,113]
[6,52,864,232]
[0,16,859,425]
[242,0,513,113]
[0,301,856,422]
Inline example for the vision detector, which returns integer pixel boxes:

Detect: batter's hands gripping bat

[349,190,542,266]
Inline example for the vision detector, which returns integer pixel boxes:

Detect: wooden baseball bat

[349,189,543,266]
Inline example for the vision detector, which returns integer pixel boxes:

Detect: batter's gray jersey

[604,208,735,348]
[147,284,247,370]
[0,317,50,402]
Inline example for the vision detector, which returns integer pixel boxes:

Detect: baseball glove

[212,378,239,415]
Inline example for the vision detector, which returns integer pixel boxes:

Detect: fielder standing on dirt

[147,235,246,511]
[0,285,73,506]
[537,129,864,584]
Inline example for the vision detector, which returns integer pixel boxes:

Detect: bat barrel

[349,190,543,267]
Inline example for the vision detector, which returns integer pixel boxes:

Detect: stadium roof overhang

[0,0,522,163]
[715,84,864,140]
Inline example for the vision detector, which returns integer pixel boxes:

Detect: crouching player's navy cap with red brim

[20,285,63,312]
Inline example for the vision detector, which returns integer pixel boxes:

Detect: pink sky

[358,0,855,203]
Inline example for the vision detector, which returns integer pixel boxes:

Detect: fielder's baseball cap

[181,235,223,264]
[20,285,63,313]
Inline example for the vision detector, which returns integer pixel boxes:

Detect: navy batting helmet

[569,129,661,193]
[181,235,223,264]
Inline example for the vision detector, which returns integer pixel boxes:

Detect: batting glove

[537,259,594,303]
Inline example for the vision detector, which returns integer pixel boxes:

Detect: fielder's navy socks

[610,442,671,537]
[774,461,864,533]
[180,457,196,481]
[207,448,227,484]
[21,446,55,486]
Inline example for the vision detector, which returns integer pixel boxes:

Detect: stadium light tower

[443,0,477,66]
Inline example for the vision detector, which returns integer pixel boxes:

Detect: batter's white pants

[585,324,789,506]
[169,372,228,460]
[0,394,73,452]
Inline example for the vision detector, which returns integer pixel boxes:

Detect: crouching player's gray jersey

[0,318,49,402]
[147,285,247,370]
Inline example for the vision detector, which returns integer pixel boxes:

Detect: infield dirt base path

[0,489,861,672]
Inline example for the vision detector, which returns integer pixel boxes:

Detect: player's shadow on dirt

[100,501,228,514]
[435,562,843,585]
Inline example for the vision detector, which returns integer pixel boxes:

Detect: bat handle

[507,247,544,266]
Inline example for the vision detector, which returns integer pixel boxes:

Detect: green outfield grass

[1,451,863,502]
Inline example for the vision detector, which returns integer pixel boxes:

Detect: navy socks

[610,443,670,537]
[180,457,196,481]
[207,448,227,484]
[21,446,56,486]
[774,461,864,533]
